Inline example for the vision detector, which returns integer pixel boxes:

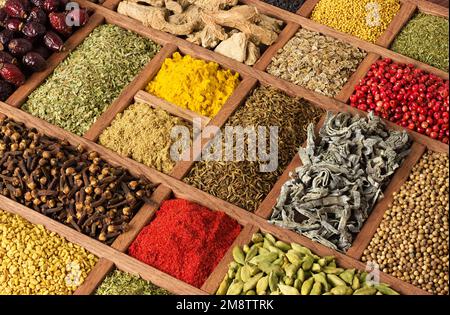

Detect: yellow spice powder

[0,209,98,295]
[146,52,240,118]
[311,0,401,43]
[98,103,191,175]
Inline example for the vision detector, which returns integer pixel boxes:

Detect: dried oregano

[23,25,160,136]
[391,13,449,72]
[95,270,171,295]
[267,29,366,97]
[184,86,323,212]
[270,112,411,252]
[98,103,191,175]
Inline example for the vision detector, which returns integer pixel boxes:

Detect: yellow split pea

[146,52,240,118]
[311,0,401,43]
[0,210,97,295]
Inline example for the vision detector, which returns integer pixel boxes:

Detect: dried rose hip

[8,38,33,56]
[0,51,17,65]
[43,0,60,12]
[43,31,64,51]
[22,21,47,38]
[0,29,15,46]
[0,80,15,101]
[5,18,24,32]
[27,7,47,24]
[23,51,47,72]
[0,63,26,86]
[66,8,89,27]
[49,12,72,36]
[4,0,28,19]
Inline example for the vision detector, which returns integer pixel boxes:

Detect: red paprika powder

[129,199,241,288]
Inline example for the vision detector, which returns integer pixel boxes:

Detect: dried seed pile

[98,103,191,175]
[267,29,366,97]
[362,152,449,295]
[129,199,241,288]
[184,86,323,212]
[0,116,156,244]
[217,232,399,295]
[95,270,171,295]
[391,13,449,72]
[311,0,401,43]
[270,112,411,252]
[0,209,98,295]
[23,24,160,136]
[146,52,240,118]
[262,0,304,13]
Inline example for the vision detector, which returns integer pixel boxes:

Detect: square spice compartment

[113,0,285,66]
[265,111,412,253]
[308,0,402,44]
[182,84,324,213]
[0,209,98,295]
[128,198,242,289]
[21,23,162,137]
[266,27,367,98]
[360,150,449,295]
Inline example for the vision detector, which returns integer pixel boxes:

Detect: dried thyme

[22,24,160,136]
[98,103,192,175]
[184,86,323,212]
[270,112,412,252]
[391,13,449,72]
[267,29,366,97]
[95,270,171,295]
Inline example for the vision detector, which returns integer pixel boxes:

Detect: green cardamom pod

[313,273,330,292]
[258,247,270,256]
[284,276,294,286]
[327,274,347,287]
[243,244,250,254]
[328,261,337,268]
[311,263,321,273]
[323,266,345,274]
[353,286,377,295]
[216,275,231,295]
[352,275,360,290]
[374,284,400,295]
[245,246,259,263]
[243,272,264,293]
[278,284,300,295]
[297,268,306,282]
[330,285,353,295]
[285,263,300,278]
[302,255,314,271]
[318,258,327,267]
[294,278,303,290]
[264,233,277,244]
[227,268,236,279]
[275,240,291,252]
[248,265,260,276]
[246,290,256,295]
[291,243,313,256]
[263,238,273,250]
[240,265,252,283]
[300,277,314,295]
[249,252,278,265]
[226,280,244,295]
[258,261,284,276]
[268,271,278,292]
[256,276,269,295]
[235,266,242,281]
[252,233,264,243]
[339,269,355,285]
[310,282,322,295]
[232,246,245,265]
[286,251,302,265]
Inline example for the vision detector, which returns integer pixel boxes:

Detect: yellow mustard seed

[311,0,401,43]
[0,209,98,295]
[146,52,240,118]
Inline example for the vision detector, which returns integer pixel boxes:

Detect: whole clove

[0,116,158,244]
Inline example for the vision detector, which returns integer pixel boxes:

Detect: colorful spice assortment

[0,116,156,244]
[129,199,241,288]
[217,232,399,295]
[22,24,160,136]
[262,0,304,13]
[146,52,240,118]
[95,270,171,295]
[0,209,97,295]
[350,58,449,143]
[98,102,191,175]
[117,1,283,65]
[184,86,323,212]
[391,13,449,72]
[362,152,449,295]
[311,0,400,43]
[0,0,90,100]
[270,112,411,252]
[267,28,366,97]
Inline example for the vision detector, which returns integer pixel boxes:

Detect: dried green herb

[391,13,449,72]
[184,86,323,212]
[270,112,412,252]
[98,103,191,175]
[267,28,366,97]
[95,270,171,295]
[23,24,160,136]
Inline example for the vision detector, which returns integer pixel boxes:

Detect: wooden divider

[0,0,448,296]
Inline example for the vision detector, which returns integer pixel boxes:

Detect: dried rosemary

[22,24,160,136]
[184,86,323,212]
[270,112,412,252]
[95,270,171,295]
[267,28,366,97]
[391,13,449,72]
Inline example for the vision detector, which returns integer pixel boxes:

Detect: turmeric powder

[146,52,240,118]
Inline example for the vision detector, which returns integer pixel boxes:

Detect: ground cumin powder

[98,103,191,174]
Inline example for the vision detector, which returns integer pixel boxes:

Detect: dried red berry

[0,51,17,65]
[4,0,28,19]
[66,8,88,27]
[43,31,64,51]
[49,12,72,36]
[23,51,48,72]
[43,0,60,12]
[27,7,47,25]
[8,38,33,56]
[5,18,24,32]
[22,21,47,38]
[0,29,15,46]
[0,63,26,86]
